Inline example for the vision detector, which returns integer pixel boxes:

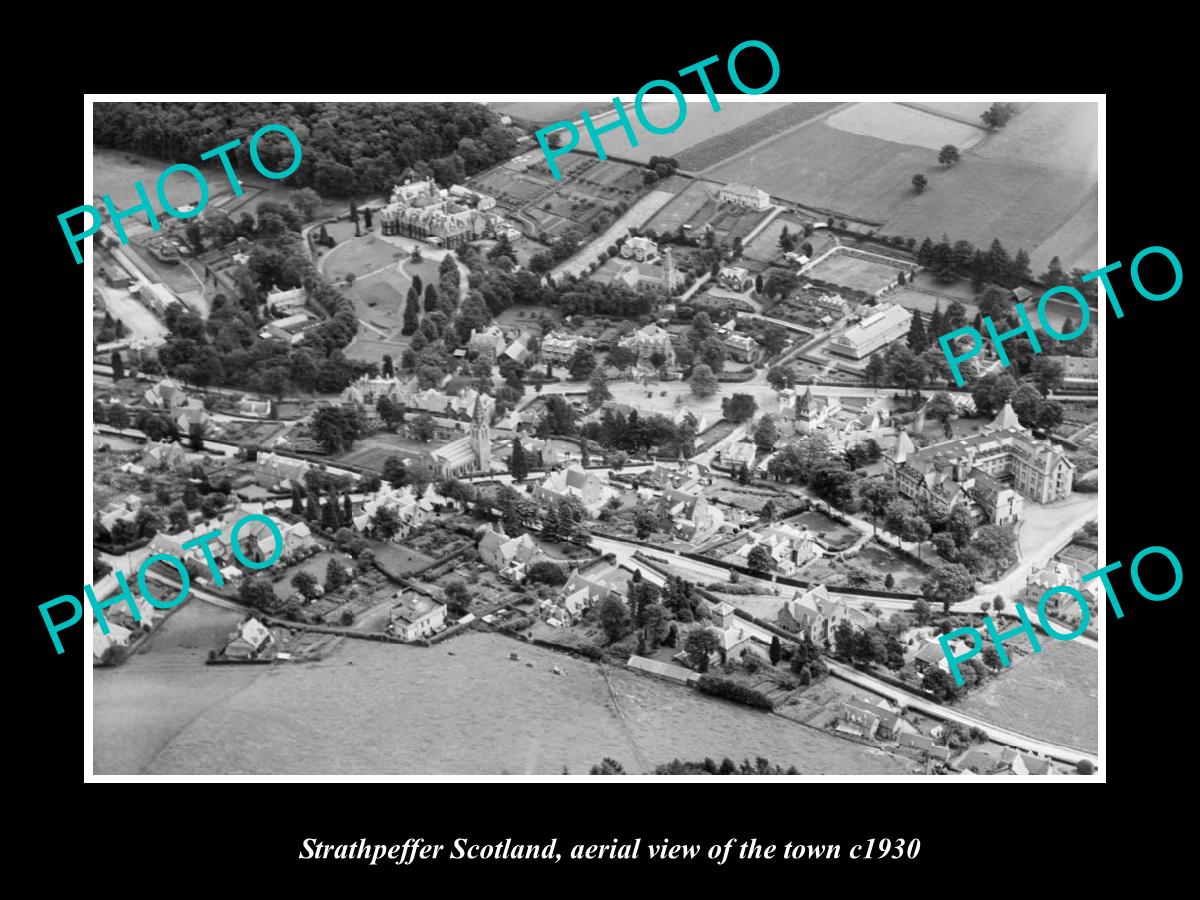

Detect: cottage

[535,465,613,516]
[387,592,447,642]
[477,527,546,581]
[224,618,274,659]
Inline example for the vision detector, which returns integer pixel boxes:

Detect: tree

[778,224,795,254]
[993,596,1005,612]
[925,391,957,429]
[913,598,934,626]
[509,439,529,480]
[698,336,727,372]
[684,628,720,672]
[568,347,596,381]
[859,480,897,537]
[921,563,976,614]
[587,368,612,407]
[970,524,1017,580]
[972,372,1020,418]
[443,580,470,614]
[721,393,757,424]
[912,173,928,193]
[864,353,887,388]
[423,283,440,312]
[292,571,320,601]
[324,558,347,592]
[376,396,406,433]
[634,509,658,540]
[370,505,402,540]
[410,413,436,443]
[766,366,794,391]
[759,500,777,523]
[589,758,626,775]
[907,310,928,351]
[598,595,632,644]
[688,364,719,398]
[769,635,782,665]
[980,102,1017,130]
[108,403,130,432]
[111,351,125,381]
[754,414,780,452]
[938,144,961,166]
[922,668,959,702]
[1030,356,1064,396]
[747,544,773,574]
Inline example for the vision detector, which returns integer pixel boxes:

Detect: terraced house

[883,401,1075,524]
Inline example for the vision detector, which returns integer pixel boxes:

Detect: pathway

[549,188,677,282]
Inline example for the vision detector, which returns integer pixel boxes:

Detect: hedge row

[696,675,775,710]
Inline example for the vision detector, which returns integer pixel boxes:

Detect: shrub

[696,675,775,710]
[340,610,355,626]
[1077,759,1095,775]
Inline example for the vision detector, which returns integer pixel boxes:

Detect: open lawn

[372,542,436,578]
[343,336,408,366]
[274,551,355,601]
[956,637,1097,752]
[323,235,407,280]
[337,437,427,471]
[345,268,408,330]
[707,102,1097,273]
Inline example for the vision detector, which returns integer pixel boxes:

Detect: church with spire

[881,399,1075,524]
[430,394,493,477]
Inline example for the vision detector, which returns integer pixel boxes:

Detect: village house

[659,485,724,542]
[719,440,756,471]
[676,602,760,669]
[723,332,758,363]
[913,637,974,674]
[1019,560,1084,614]
[735,523,816,575]
[621,235,658,261]
[535,465,613,516]
[811,292,852,318]
[468,325,508,360]
[237,397,272,418]
[718,266,753,291]
[617,323,676,369]
[224,618,274,660]
[718,182,770,210]
[778,584,871,643]
[266,285,308,314]
[142,377,190,410]
[540,330,590,366]
[387,592,447,642]
[263,312,314,345]
[477,527,546,582]
[898,731,952,762]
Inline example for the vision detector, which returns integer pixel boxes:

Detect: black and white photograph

[80,93,1107,780]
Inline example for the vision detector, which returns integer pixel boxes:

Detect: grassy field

[373,543,436,578]
[324,235,407,280]
[345,268,408,330]
[683,102,844,172]
[577,101,790,164]
[828,103,986,151]
[790,510,861,551]
[492,101,589,127]
[956,637,1098,752]
[706,102,1097,274]
[273,551,356,601]
[108,628,911,775]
